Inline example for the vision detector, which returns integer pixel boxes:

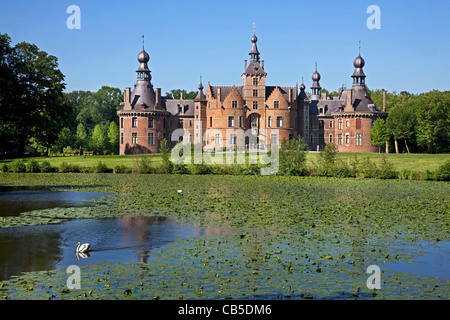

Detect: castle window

[338,134,343,145]
[232,100,238,108]
[253,89,258,97]
[271,134,278,145]
[329,134,333,144]
[252,101,258,109]
[355,133,362,146]
[189,120,192,127]
[319,120,324,129]
[253,77,258,86]
[215,134,221,145]
[132,117,138,128]
[345,119,350,128]
[228,116,235,127]
[356,118,362,130]
[273,101,280,109]
[338,118,343,130]
[148,133,154,145]
[230,134,237,145]
[239,116,243,127]
[329,120,333,128]
[268,116,272,128]
[121,133,124,144]
[120,118,124,129]
[148,117,154,128]
[345,133,350,145]
[132,132,137,145]
[276,116,283,128]
[210,117,213,127]
[178,118,183,128]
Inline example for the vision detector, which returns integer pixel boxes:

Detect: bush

[40,161,57,173]
[432,160,450,181]
[137,156,155,174]
[376,156,398,179]
[26,159,41,173]
[357,157,378,178]
[10,159,26,172]
[0,163,9,172]
[188,162,212,174]
[172,163,188,174]
[59,161,81,173]
[398,169,412,180]
[94,161,112,173]
[277,137,308,176]
[114,164,131,173]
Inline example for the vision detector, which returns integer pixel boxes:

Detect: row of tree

[368,89,449,154]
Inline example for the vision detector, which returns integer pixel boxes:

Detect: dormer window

[253,77,258,86]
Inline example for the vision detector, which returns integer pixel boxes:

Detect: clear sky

[1,0,449,95]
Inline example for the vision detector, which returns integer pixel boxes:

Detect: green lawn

[306,152,450,173]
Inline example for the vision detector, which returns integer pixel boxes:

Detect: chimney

[262,60,264,69]
[217,88,221,102]
[382,89,386,112]
[288,88,292,103]
[124,88,131,110]
[321,92,327,101]
[345,89,353,111]
[156,88,161,106]
[244,60,247,72]
[180,91,184,100]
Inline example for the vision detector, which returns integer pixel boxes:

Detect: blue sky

[1,0,449,95]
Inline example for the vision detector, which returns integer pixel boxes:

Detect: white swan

[76,242,91,253]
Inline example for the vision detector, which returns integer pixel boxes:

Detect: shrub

[399,169,412,180]
[159,138,173,173]
[357,157,378,178]
[188,162,212,174]
[10,159,26,172]
[137,156,155,174]
[26,159,41,173]
[94,161,112,173]
[377,156,398,179]
[114,164,131,173]
[0,163,9,172]
[277,137,308,176]
[433,160,450,181]
[172,163,189,174]
[59,161,81,173]
[40,161,57,173]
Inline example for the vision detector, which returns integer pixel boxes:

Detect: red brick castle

[117,30,387,155]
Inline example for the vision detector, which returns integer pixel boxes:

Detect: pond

[0,186,108,217]
[0,216,204,281]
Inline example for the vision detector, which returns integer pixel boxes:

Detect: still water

[0,186,107,217]
[0,216,203,281]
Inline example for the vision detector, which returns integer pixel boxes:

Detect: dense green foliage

[368,89,450,154]
[0,33,69,154]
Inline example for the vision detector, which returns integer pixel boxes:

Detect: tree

[277,136,307,176]
[165,89,197,100]
[370,118,391,152]
[91,124,107,155]
[159,138,173,173]
[107,121,119,154]
[386,103,416,153]
[54,127,74,153]
[0,33,69,154]
[414,90,449,154]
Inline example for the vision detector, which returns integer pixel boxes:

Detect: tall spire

[311,62,321,99]
[352,43,366,86]
[249,23,260,62]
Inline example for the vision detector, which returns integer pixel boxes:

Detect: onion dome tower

[352,43,366,86]
[311,62,322,100]
[130,36,157,109]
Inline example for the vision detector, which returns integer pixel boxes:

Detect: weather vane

[142,35,145,49]
[253,22,255,34]
[358,40,361,54]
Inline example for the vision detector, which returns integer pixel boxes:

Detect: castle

[117,30,387,155]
